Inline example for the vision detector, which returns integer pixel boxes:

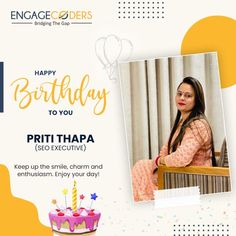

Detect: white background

[0,0,236,235]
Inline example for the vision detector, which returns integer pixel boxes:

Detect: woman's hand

[158,156,166,165]
[153,155,166,167]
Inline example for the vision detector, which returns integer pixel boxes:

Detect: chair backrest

[158,138,230,194]
[162,171,231,194]
[217,138,228,167]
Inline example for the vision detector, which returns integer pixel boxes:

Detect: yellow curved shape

[0,164,52,235]
[181,16,236,88]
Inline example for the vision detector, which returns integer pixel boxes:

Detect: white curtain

[119,52,225,166]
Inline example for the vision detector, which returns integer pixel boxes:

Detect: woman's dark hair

[167,77,216,166]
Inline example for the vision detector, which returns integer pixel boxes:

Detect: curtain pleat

[156,58,171,150]
[130,61,150,163]
[146,60,159,159]
[119,63,133,165]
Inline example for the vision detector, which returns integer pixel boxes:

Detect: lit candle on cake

[62,188,68,208]
[72,180,77,212]
[51,199,60,210]
[79,194,85,208]
[89,193,98,209]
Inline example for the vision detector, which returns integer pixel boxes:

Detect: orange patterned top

[160,118,213,167]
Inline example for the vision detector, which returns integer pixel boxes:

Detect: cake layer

[53,229,96,236]
[49,208,101,233]
[51,221,98,234]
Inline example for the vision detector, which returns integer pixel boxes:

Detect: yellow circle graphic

[181,16,236,88]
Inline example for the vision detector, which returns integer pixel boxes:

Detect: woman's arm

[154,142,168,166]
[162,119,211,167]
[159,142,168,157]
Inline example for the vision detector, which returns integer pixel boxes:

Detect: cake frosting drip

[49,208,101,232]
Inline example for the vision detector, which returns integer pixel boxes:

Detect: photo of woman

[132,77,216,202]
[119,52,230,202]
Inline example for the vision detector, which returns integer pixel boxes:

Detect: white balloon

[119,39,133,61]
[95,37,109,67]
[104,35,122,65]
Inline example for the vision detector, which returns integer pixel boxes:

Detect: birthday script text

[11,74,109,115]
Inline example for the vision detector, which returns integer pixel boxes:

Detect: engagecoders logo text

[10,10,93,26]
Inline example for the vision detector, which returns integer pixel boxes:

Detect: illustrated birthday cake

[49,181,101,236]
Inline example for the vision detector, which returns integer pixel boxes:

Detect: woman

[132,77,216,202]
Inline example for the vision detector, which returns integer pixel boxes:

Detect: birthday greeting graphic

[49,181,101,236]
[10,70,109,115]
[95,35,133,81]
[1,1,236,236]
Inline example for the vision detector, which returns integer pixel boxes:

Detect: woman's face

[175,83,195,114]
